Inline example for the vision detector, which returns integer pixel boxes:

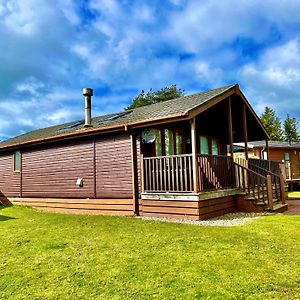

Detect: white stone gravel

[138,212,269,227]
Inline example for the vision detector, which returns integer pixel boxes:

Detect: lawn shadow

[0,214,16,222]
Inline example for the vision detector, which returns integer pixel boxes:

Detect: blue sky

[1,0,300,140]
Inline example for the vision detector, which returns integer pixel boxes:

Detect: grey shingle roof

[0,84,236,150]
[249,140,300,149]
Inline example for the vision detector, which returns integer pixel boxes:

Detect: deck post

[191,117,199,193]
[130,134,139,215]
[140,154,145,193]
[242,104,249,160]
[266,175,273,210]
[228,96,234,158]
[280,174,286,204]
[265,139,271,171]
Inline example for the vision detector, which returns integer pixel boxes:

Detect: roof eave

[0,112,189,152]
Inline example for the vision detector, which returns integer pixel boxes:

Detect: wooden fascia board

[187,87,237,119]
[129,114,189,129]
[0,125,127,152]
[235,88,270,139]
[0,113,189,152]
[253,146,300,151]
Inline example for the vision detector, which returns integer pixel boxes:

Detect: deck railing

[237,158,283,202]
[143,154,193,192]
[142,154,286,207]
[248,158,282,175]
[197,154,235,191]
[234,162,268,204]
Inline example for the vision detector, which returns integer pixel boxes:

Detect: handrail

[233,162,266,179]
[248,161,280,178]
[234,162,268,204]
[144,154,192,160]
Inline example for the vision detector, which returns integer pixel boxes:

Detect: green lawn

[0,206,299,299]
[288,191,300,198]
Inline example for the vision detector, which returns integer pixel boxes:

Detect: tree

[283,114,300,143]
[126,85,184,110]
[260,106,283,141]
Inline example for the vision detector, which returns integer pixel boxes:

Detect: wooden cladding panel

[0,154,20,197]
[141,199,200,219]
[199,196,237,220]
[22,141,94,198]
[269,149,300,179]
[95,134,133,198]
[290,151,300,179]
[8,197,134,215]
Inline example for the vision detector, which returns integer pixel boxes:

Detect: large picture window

[200,136,219,155]
[13,151,21,172]
[154,128,185,156]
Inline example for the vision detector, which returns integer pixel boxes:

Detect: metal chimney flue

[82,88,93,127]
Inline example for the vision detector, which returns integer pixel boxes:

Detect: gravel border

[138,212,269,227]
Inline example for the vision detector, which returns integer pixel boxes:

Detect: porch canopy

[138,84,270,194]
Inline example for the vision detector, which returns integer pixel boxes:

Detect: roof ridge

[0,84,239,149]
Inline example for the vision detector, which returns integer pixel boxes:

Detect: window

[155,129,162,157]
[176,132,183,155]
[284,152,291,179]
[200,136,209,154]
[211,139,219,155]
[152,128,184,156]
[13,151,21,172]
[165,129,174,156]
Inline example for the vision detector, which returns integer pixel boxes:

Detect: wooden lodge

[0,84,288,219]
[235,141,300,191]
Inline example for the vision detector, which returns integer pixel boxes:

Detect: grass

[288,191,300,198]
[0,206,300,299]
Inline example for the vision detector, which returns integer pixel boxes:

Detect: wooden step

[265,203,288,213]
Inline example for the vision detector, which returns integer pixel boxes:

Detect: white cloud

[240,39,300,117]
[1,0,300,140]
[89,0,120,17]
[195,62,223,85]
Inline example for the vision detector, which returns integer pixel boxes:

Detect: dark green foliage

[126,85,184,110]
[260,107,283,140]
[283,114,300,143]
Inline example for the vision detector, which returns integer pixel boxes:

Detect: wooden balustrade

[197,154,235,191]
[142,154,285,209]
[234,162,268,204]
[143,154,193,192]
[237,158,284,203]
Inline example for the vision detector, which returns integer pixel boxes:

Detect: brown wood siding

[22,141,94,198]
[269,149,300,179]
[199,196,237,220]
[0,153,21,197]
[6,197,134,216]
[269,149,284,162]
[291,151,300,179]
[141,199,200,220]
[95,134,133,198]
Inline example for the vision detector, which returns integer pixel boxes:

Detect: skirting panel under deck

[141,191,239,220]
[198,196,237,220]
[2,197,135,216]
[141,199,200,220]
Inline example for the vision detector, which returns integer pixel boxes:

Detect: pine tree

[126,85,184,110]
[260,107,283,141]
[283,114,300,143]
